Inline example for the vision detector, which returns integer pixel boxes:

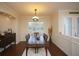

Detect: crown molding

[0,11,16,19]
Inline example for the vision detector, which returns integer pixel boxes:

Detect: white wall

[0,3,20,44]
[72,37,79,56]
[0,15,12,32]
[51,11,59,41]
[53,34,79,56]
[53,34,72,55]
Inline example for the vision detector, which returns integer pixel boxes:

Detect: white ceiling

[2,2,79,16]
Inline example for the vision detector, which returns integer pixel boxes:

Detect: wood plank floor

[0,41,26,56]
[0,41,67,56]
[48,42,67,56]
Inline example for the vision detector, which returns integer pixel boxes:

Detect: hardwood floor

[48,42,67,56]
[0,41,26,56]
[0,41,67,56]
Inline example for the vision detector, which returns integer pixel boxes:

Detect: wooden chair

[25,33,48,56]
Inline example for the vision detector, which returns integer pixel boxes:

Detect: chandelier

[32,9,39,21]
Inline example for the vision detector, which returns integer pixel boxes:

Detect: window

[77,17,79,37]
[60,16,79,37]
[28,22,44,33]
[64,17,72,36]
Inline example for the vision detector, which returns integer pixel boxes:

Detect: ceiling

[2,2,79,16]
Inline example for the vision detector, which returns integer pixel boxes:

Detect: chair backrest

[43,33,48,42]
[25,34,30,42]
[25,33,48,43]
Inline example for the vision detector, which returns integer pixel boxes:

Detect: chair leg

[35,48,37,53]
[36,48,38,53]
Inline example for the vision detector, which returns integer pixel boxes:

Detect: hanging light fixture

[32,9,39,21]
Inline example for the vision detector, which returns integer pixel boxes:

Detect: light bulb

[32,16,39,21]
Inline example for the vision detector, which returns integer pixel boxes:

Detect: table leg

[35,48,37,53]
[45,47,47,56]
[26,47,28,56]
